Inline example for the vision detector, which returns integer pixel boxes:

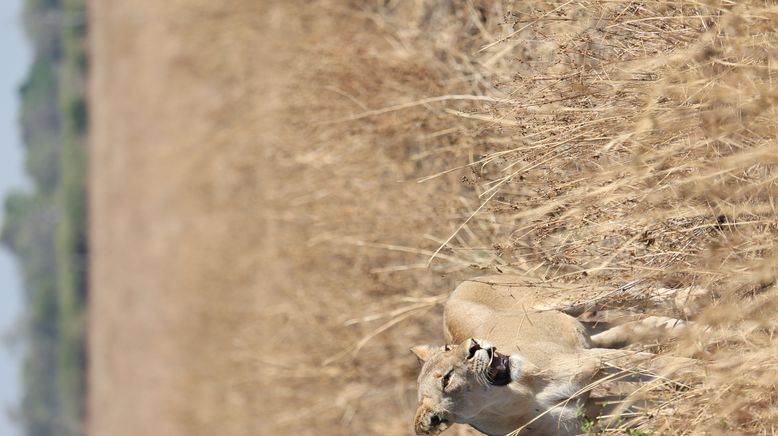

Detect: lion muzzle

[414,404,449,435]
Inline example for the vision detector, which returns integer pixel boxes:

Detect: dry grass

[90,0,778,435]
[291,0,778,433]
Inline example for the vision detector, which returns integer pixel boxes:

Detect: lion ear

[410,344,439,363]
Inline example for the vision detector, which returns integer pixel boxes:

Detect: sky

[0,0,31,434]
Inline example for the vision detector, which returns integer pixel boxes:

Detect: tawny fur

[413,275,693,436]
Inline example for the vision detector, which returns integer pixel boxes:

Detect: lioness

[412,275,690,435]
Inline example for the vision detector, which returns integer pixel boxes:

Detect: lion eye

[441,369,453,390]
[443,344,452,351]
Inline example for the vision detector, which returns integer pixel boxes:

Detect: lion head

[411,338,525,435]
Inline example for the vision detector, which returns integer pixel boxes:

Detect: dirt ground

[89,1,472,435]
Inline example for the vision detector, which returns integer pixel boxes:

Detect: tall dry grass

[287,0,778,433]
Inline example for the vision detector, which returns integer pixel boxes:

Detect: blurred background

[1,0,87,435]
[0,2,29,435]
[2,1,778,435]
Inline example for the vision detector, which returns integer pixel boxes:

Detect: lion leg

[586,348,700,428]
[589,316,688,349]
[584,348,700,393]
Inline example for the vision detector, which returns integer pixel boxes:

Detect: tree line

[1,0,88,435]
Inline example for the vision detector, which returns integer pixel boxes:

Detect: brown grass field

[89,1,778,435]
